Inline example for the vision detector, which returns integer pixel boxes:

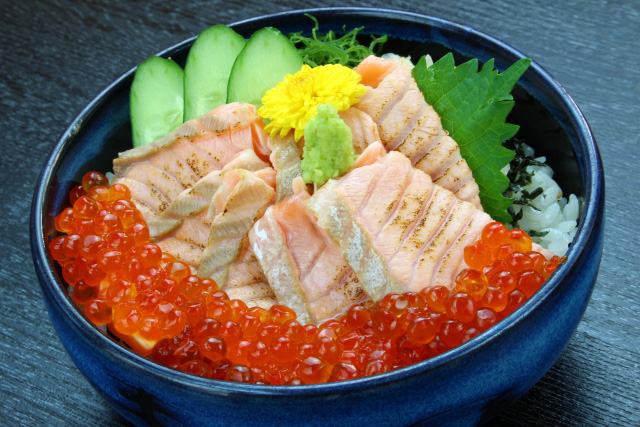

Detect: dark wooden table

[2,0,638,425]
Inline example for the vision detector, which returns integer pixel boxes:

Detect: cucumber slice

[227,27,303,107]
[130,56,184,147]
[184,25,245,121]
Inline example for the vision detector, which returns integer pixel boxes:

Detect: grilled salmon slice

[249,191,369,324]
[224,239,278,309]
[307,150,493,301]
[153,166,276,308]
[112,103,270,223]
[154,166,274,278]
[353,56,481,209]
[197,168,276,286]
[248,143,385,322]
[338,107,382,154]
[148,149,270,240]
[269,135,303,202]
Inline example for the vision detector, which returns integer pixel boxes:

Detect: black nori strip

[503,138,548,233]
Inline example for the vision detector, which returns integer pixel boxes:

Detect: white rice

[503,143,580,256]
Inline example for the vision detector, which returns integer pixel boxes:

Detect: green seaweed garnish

[527,229,550,238]
[504,138,547,191]
[503,138,549,236]
[288,14,387,67]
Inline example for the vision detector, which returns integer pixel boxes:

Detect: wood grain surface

[1,0,638,425]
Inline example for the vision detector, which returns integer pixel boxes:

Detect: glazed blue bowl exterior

[30,7,604,426]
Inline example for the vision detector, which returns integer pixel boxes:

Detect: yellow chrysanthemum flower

[258,64,366,141]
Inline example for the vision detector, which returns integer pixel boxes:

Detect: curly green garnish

[288,14,387,67]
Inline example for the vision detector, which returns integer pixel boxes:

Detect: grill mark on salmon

[387,186,457,287]
[354,56,482,209]
[156,237,203,267]
[396,104,443,163]
[360,154,414,237]
[379,89,426,152]
[434,159,471,192]
[123,163,184,202]
[148,148,201,188]
[454,179,482,208]
[418,136,459,180]
[432,212,491,288]
[182,143,217,177]
[409,201,475,291]
[116,177,170,214]
[374,171,435,260]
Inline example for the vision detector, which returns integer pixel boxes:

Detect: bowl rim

[31,6,602,396]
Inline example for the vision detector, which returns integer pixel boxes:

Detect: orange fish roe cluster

[49,171,565,385]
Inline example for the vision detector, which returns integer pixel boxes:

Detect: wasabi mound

[301,104,355,187]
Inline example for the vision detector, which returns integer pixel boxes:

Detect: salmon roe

[50,175,565,385]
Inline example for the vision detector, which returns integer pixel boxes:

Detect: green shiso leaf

[412,53,531,222]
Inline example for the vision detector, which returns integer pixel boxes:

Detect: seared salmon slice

[112,103,270,223]
[352,141,387,168]
[153,166,276,308]
[249,191,369,324]
[148,149,270,240]
[353,56,481,209]
[247,144,385,323]
[197,168,275,285]
[269,135,303,202]
[153,166,274,281]
[224,239,278,310]
[338,107,382,154]
[307,150,493,301]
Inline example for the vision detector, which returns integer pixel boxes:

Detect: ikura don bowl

[30,7,604,427]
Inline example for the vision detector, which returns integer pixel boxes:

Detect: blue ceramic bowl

[30,7,604,426]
